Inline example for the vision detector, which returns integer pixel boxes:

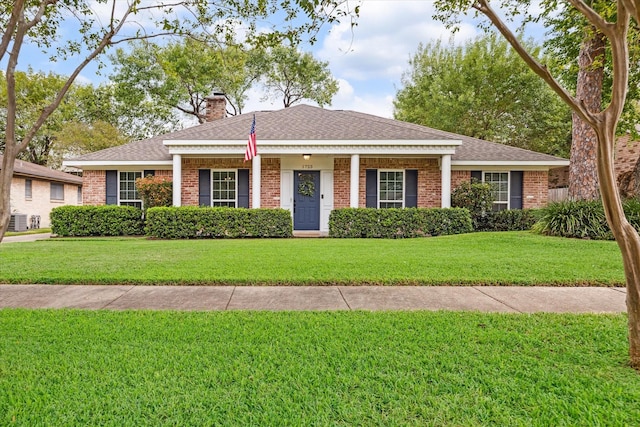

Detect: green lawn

[0,309,638,425]
[0,231,625,285]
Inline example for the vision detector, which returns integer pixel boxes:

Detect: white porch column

[350,154,360,208]
[172,154,182,207]
[441,154,452,208]
[252,154,261,208]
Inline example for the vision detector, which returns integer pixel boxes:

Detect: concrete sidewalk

[1,233,52,244]
[0,284,627,313]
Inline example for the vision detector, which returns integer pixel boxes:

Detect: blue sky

[11,1,544,120]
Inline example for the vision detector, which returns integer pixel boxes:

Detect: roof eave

[62,160,173,169]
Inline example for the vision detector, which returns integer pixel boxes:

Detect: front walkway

[0,284,627,312]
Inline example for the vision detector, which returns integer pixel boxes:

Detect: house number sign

[302,164,314,169]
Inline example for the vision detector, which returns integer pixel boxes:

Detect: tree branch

[602,2,631,126]
[472,0,597,126]
[0,0,26,62]
[568,0,616,36]
[18,1,135,153]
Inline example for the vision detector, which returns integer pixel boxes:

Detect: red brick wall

[358,158,441,208]
[615,134,639,177]
[523,170,548,208]
[451,170,471,191]
[260,158,280,208]
[548,166,569,189]
[333,158,351,209]
[83,170,106,205]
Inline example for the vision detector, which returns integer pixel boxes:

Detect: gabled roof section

[63,104,568,166]
[1,155,83,185]
[164,104,462,141]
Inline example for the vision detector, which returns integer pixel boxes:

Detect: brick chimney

[204,92,227,122]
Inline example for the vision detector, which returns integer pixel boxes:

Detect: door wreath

[297,173,316,197]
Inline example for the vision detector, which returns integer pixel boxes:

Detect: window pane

[212,170,237,207]
[119,171,142,206]
[25,179,32,199]
[484,172,509,209]
[379,170,404,209]
[50,183,64,201]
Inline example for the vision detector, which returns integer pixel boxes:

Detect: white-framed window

[483,172,509,211]
[379,170,404,209]
[119,171,142,208]
[212,170,237,207]
[25,179,32,199]
[77,186,82,205]
[50,182,64,201]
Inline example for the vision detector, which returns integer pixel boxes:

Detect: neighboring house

[64,96,569,234]
[1,154,83,229]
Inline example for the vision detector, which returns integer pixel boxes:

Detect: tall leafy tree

[109,39,262,124]
[0,0,357,242]
[394,34,571,157]
[0,71,151,168]
[433,0,640,369]
[544,2,640,200]
[261,45,339,108]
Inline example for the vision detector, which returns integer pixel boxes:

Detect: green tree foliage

[261,46,339,108]
[394,34,572,157]
[109,40,263,123]
[0,70,131,168]
[543,1,640,137]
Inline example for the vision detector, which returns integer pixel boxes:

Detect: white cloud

[315,0,478,115]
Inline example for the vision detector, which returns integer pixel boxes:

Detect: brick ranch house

[1,154,82,230]
[64,97,569,234]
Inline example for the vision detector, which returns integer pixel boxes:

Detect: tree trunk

[568,29,605,201]
[0,146,16,242]
[595,120,640,369]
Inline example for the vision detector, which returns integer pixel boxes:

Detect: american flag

[244,115,257,161]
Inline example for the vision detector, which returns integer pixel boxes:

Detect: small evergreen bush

[451,180,494,230]
[50,205,144,236]
[329,208,473,238]
[145,207,292,239]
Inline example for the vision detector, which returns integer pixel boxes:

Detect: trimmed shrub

[145,207,293,239]
[329,208,473,238]
[451,180,494,230]
[475,209,541,232]
[532,199,640,240]
[50,205,144,237]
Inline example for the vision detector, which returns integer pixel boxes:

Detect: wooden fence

[548,187,569,202]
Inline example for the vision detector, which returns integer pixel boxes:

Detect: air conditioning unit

[9,214,28,232]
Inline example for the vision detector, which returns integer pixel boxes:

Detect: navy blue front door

[294,171,320,230]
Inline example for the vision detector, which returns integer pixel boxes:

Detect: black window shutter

[238,169,250,208]
[198,169,211,207]
[365,169,378,208]
[105,170,118,205]
[471,170,482,182]
[143,170,155,177]
[405,169,418,208]
[510,171,523,210]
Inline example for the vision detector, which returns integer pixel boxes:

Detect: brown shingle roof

[1,155,82,185]
[65,104,567,164]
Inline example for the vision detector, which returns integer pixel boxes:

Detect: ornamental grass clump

[533,199,640,240]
